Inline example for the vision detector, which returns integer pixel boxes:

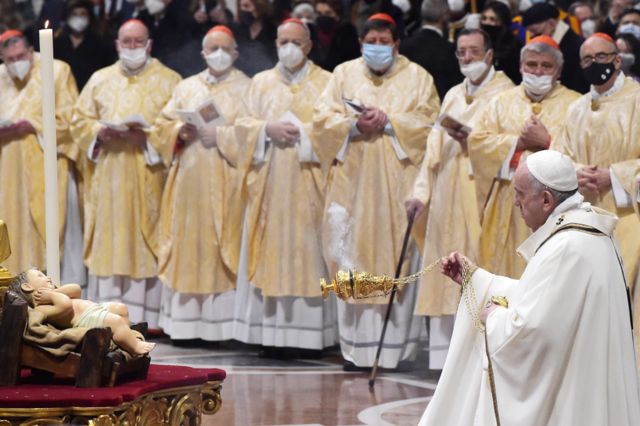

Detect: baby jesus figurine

[10,268,155,356]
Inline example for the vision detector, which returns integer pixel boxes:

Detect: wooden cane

[368,213,415,390]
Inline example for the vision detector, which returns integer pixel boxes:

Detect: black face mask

[480,24,503,42]
[316,15,337,32]
[583,61,616,86]
[239,11,255,26]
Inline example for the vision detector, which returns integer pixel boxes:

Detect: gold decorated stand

[0,379,223,425]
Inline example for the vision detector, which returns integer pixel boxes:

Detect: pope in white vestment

[420,150,640,426]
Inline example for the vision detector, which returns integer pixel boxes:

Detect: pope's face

[514,164,552,231]
[24,269,55,292]
[521,50,561,80]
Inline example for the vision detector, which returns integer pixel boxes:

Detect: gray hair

[520,41,564,67]
[421,0,450,24]
[529,174,577,205]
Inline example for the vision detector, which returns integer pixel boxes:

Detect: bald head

[203,30,237,52]
[118,20,149,41]
[580,34,617,58]
[277,21,310,42]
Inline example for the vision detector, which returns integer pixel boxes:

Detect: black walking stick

[368,212,415,390]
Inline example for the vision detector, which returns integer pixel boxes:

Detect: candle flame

[44,20,50,29]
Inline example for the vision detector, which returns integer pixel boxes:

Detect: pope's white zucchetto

[525,150,578,192]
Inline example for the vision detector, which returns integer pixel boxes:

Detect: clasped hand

[356,107,388,136]
[266,120,299,146]
[577,165,611,197]
[98,125,147,149]
[0,119,37,141]
[517,115,550,151]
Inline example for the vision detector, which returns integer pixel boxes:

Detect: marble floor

[150,338,439,425]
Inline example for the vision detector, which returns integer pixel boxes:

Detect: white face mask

[278,42,305,70]
[618,23,640,40]
[205,49,233,73]
[580,19,596,38]
[67,15,89,33]
[460,60,488,82]
[447,0,465,12]
[7,59,31,81]
[119,44,149,71]
[522,72,555,97]
[145,0,165,15]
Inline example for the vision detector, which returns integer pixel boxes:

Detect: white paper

[610,168,633,208]
[176,98,226,130]
[99,114,150,132]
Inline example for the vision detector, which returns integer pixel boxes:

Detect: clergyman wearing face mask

[117,26,152,73]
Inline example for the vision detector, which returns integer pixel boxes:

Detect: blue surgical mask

[362,43,394,72]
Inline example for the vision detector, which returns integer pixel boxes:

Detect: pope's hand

[517,115,550,151]
[480,302,499,324]
[266,120,299,146]
[199,125,217,148]
[440,251,475,286]
[404,198,425,220]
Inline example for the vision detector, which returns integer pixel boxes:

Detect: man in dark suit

[522,2,589,93]
[399,0,463,100]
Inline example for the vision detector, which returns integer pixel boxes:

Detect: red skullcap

[207,25,234,39]
[528,35,560,51]
[367,13,396,26]
[589,32,614,43]
[120,19,147,30]
[0,29,24,44]
[283,18,306,27]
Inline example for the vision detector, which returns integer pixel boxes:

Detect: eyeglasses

[580,51,617,67]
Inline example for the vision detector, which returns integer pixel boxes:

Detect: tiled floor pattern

[150,338,438,425]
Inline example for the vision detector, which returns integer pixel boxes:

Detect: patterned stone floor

[150,338,439,425]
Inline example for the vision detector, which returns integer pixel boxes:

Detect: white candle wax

[39,27,60,284]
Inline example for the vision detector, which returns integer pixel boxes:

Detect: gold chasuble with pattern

[234,62,331,297]
[313,56,440,295]
[154,68,250,294]
[410,71,514,316]
[468,84,580,277]
[71,59,181,279]
[0,55,78,273]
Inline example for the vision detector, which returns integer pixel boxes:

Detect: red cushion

[0,364,226,408]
